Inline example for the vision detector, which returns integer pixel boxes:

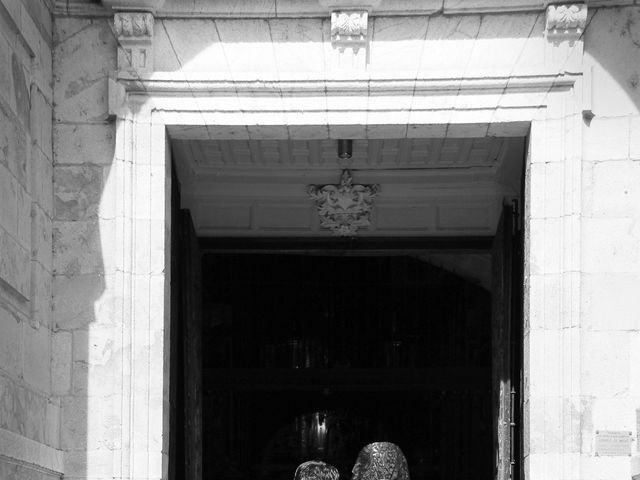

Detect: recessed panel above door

[172,136,525,237]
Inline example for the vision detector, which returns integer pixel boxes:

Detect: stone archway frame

[107,64,585,479]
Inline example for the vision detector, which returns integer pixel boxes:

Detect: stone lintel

[545,3,588,40]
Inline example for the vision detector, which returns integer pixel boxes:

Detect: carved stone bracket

[320,0,380,63]
[545,3,587,39]
[308,170,380,237]
[113,11,154,74]
[331,10,368,50]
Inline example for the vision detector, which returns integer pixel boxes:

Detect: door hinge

[509,386,517,478]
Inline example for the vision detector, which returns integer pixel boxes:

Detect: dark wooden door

[173,209,203,480]
[491,202,523,480]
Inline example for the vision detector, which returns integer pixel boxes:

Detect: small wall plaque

[595,430,633,456]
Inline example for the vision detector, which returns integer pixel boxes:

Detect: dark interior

[202,253,493,480]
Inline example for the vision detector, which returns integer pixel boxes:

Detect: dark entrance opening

[170,209,523,480]
[201,252,494,480]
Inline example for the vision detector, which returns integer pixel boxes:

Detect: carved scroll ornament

[113,12,153,38]
[545,4,587,38]
[331,10,368,45]
[308,170,379,236]
[113,11,154,73]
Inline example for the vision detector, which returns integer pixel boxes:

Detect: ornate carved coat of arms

[307,170,380,236]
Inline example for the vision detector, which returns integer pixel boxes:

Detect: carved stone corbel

[102,0,164,74]
[545,3,587,40]
[113,11,154,73]
[331,10,368,51]
[319,0,380,63]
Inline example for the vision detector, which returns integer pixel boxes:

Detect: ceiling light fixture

[337,139,353,159]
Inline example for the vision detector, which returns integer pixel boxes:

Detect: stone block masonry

[0,0,61,478]
[1,2,640,480]
[52,13,121,480]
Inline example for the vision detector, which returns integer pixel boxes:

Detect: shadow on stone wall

[48,5,640,480]
[53,15,116,480]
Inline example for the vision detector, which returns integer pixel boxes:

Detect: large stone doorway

[168,134,525,480]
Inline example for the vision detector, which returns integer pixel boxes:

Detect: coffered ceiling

[174,137,506,175]
[172,136,524,238]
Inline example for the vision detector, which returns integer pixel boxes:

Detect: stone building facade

[1,1,640,480]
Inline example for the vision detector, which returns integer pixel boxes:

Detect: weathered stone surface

[52,274,106,330]
[582,217,640,274]
[0,102,29,188]
[31,204,52,269]
[0,460,61,480]
[29,87,52,157]
[53,221,105,277]
[53,165,103,221]
[60,393,120,451]
[583,117,630,162]
[30,148,53,216]
[44,397,60,449]
[583,272,640,332]
[23,323,51,393]
[585,6,640,117]
[0,374,47,443]
[53,18,116,123]
[582,331,630,397]
[583,160,640,217]
[31,260,52,329]
[0,163,18,238]
[0,226,31,300]
[0,308,22,378]
[60,395,87,450]
[11,53,30,129]
[51,331,71,396]
[16,182,31,250]
[0,34,14,113]
[53,123,115,165]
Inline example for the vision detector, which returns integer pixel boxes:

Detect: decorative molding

[116,71,579,95]
[321,1,380,59]
[114,11,153,37]
[52,0,628,18]
[331,10,368,47]
[308,170,380,236]
[113,11,154,73]
[102,0,165,12]
[545,3,587,38]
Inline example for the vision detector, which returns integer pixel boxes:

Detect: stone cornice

[115,70,579,96]
[102,0,164,12]
[52,0,634,18]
